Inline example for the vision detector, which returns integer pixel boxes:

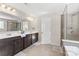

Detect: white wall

[51,15,61,46]
[38,14,61,46]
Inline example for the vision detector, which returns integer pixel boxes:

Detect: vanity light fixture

[0,3,16,13]
[11,9,16,12]
[1,4,6,8]
[26,17,34,21]
[6,6,11,11]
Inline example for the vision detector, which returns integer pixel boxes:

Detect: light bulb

[11,9,16,12]
[26,17,34,21]
[7,6,11,10]
[1,4,6,8]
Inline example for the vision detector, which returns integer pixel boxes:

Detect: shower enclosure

[61,4,79,56]
[61,4,79,42]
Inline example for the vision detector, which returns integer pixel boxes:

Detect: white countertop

[0,31,39,39]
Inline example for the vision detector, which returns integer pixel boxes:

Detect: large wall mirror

[0,18,21,32]
[0,10,30,32]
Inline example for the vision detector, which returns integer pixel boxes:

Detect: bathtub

[63,40,79,56]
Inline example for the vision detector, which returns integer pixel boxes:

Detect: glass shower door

[61,3,79,42]
[66,4,79,41]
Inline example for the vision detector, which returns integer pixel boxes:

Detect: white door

[40,16,51,44]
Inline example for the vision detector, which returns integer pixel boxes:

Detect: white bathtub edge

[62,39,79,44]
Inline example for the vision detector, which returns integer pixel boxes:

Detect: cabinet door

[0,38,14,56]
[23,34,32,48]
[32,33,38,44]
[14,36,23,54]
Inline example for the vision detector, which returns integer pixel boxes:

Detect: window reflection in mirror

[22,21,29,31]
[0,18,7,32]
[0,20,5,31]
[7,20,21,31]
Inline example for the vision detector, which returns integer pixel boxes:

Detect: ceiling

[6,3,66,17]
[67,3,79,14]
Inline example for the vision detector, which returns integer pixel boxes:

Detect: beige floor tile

[15,43,65,56]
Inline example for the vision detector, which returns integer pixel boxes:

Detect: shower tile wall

[67,13,79,41]
[62,4,79,41]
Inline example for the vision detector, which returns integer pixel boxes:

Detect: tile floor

[15,42,65,56]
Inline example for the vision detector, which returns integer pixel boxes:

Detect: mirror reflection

[0,18,22,32]
[0,19,5,31]
[7,20,21,31]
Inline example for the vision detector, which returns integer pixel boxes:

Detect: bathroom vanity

[0,9,39,56]
[23,33,38,49]
[0,32,38,56]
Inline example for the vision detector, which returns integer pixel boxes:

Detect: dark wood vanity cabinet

[23,34,32,49]
[0,38,14,56]
[13,36,23,54]
[0,36,23,56]
[23,33,38,49]
[0,33,38,56]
